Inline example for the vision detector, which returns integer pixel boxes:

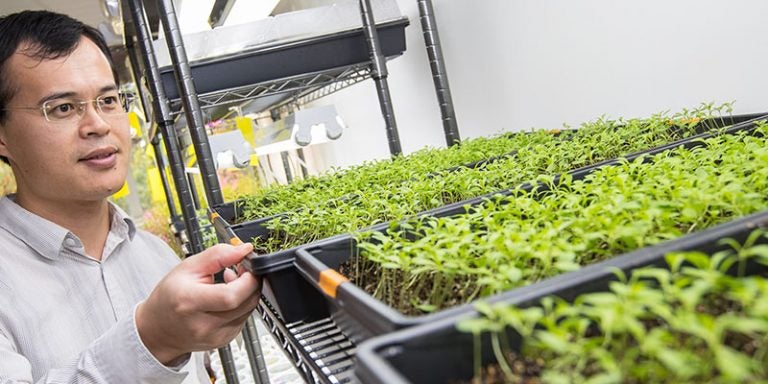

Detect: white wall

[310,0,768,170]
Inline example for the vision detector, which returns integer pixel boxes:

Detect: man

[0,10,261,383]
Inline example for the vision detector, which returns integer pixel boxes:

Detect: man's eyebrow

[99,84,118,94]
[36,85,119,105]
[37,92,76,106]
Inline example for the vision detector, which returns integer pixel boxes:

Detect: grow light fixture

[208,129,254,169]
[253,105,346,156]
[286,105,346,146]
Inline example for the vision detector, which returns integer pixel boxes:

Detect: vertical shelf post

[417,0,461,146]
[296,148,309,178]
[359,0,403,156]
[280,152,294,183]
[151,135,181,223]
[124,0,203,255]
[156,0,224,208]
[124,34,182,226]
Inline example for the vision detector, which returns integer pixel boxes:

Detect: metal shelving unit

[122,1,461,383]
[125,0,412,251]
[183,63,374,118]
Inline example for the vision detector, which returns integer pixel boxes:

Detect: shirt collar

[109,202,137,241]
[0,195,137,261]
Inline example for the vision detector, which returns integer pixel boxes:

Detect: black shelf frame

[122,0,462,382]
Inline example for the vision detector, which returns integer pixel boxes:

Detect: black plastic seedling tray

[209,113,766,383]
[217,112,764,225]
[213,113,759,226]
[668,112,765,134]
[213,115,767,329]
[212,199,246,223]
[287,117,766,343]
[159,18,409,101]
[212,113,762,227]
[211,130,576,228]
[353,209,768,384]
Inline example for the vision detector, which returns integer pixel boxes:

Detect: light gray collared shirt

[0,196,208,383]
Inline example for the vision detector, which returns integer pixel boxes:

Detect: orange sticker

[318,269,349,298]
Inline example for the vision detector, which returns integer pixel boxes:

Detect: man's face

[0,37,131,204]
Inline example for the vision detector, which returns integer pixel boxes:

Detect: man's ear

[0,124,12,162]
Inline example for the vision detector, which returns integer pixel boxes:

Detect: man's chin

[95,179,129,200]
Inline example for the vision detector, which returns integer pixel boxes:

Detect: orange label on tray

[319,269,349,298]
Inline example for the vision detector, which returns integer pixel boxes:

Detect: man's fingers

[205,293,261,322]
[195,272,261,312]
[185,243,254,276]
[227,310,257,330]
[222,268,238,283]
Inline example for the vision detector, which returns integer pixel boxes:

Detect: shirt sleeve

[0,305,191,384]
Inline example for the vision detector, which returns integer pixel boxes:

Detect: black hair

[0,10,118,164]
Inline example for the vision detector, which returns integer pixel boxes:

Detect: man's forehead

[12,52,68,74]
[6,38,115,99]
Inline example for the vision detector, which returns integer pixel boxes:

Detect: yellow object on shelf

[147,167,166,204]
[237,117,259,166]
[128,111,142,139]
[236,116,255,146]
[113,181,130,199]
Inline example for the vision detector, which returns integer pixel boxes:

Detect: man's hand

[135,243,261,365]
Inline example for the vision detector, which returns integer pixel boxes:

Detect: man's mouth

[79,147,119,165]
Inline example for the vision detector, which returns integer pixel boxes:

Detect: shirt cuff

[90,303,190,384]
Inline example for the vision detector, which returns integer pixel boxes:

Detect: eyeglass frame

[3,91,136,123]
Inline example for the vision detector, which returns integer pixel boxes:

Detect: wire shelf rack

[170,63,373,117]
[257,299,358,384]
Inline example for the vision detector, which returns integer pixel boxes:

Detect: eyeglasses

[5,92,136,123]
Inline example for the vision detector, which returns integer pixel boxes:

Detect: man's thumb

[187,243,253,275]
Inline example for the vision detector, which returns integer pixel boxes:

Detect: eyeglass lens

[42,93,134,122]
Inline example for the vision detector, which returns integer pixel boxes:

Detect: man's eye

[98,95,121,112]
[101,96,119,105]
[46,102,77,118]
[56,104,74,112]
